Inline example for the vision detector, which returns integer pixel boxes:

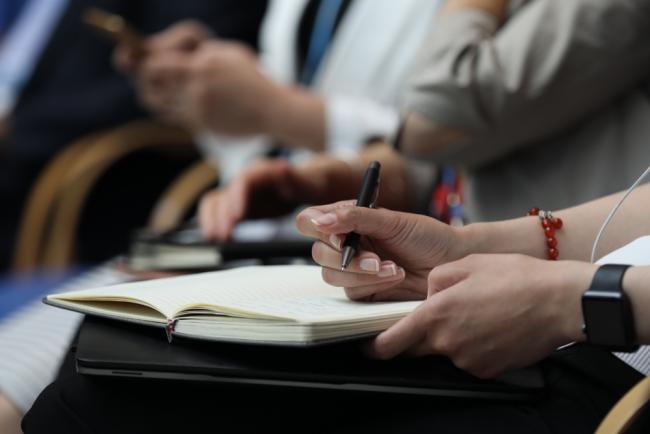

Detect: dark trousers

[22,340,644,434]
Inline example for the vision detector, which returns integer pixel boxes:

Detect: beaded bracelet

[527,207,563,260]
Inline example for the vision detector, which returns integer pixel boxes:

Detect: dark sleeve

[127,0,268,50]
[403,0,650,168]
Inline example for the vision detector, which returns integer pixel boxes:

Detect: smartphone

[82,7,145,55]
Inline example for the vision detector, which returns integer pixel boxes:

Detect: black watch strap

[582,264,638,352]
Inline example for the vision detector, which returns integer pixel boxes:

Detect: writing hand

[296,202,464,301]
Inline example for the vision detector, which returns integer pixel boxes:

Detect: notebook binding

[165,319,176,343]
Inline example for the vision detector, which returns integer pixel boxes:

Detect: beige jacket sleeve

[403,0,650,168]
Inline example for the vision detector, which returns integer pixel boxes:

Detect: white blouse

[199,0,441,181]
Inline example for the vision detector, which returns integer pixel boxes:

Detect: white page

[49,265,421,322]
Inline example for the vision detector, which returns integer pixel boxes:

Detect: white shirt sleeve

[325,95,399,158]
[195,132,272,183]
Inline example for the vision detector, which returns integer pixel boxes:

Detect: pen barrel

[341,232,361,269]
[341,161,380,270]
[342,232,361,250]
[356,161,381,207]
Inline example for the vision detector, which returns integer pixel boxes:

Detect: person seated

[0,0,266,270]
[17,0,650,431]
[0,1,266,432]
[22,164,650,434]
[197,0,650,241]
[0,2,438,432]
[114,0,442,183]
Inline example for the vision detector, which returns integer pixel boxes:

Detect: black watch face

[584,296,627,347]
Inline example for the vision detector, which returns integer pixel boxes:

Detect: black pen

[340,161,381,270]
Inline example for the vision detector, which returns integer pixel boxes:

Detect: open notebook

[45,265,422,346]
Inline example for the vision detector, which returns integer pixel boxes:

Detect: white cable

[591,165,650,263]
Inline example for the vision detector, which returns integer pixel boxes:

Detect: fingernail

[313,213,337,226]
[329,234,342,250]
[378,263,398,278]
[360,258,380,272]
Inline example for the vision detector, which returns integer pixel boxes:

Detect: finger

[369,302,430,360]
[342,269,408,301]
[113,45,139,74]
[148,20,211,53]
[214,187,237,241]
[225,176,250,225]
[137,79,174,114]
[312,241,388,275]
[427,262,470,296]
[198,191,217,239]
[295,200,357,238]
[322,261,405,290]
[138,52,191,92]
[301,205,405,241]
[307,230,345,251]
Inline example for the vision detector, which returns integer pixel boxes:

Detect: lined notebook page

[49,265,421,322]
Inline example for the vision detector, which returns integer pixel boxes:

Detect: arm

[463,182,650,262]
[120,30,400,153]
[0,394,21,434]
[298,181,650,298]
[624,266,650,343]
[298,182,650,377]
[401,0,650,167]
[223,87,401,154]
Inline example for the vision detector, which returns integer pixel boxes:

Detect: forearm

[0,394,21,434]
[399,0,509,158]
[460,183,650,261]
[264,85,326,152]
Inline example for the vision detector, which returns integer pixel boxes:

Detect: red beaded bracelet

[527,207,563,260]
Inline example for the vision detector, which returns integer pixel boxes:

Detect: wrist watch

[582,264,638,352]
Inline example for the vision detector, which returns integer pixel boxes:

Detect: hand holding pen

[296,160,463,302]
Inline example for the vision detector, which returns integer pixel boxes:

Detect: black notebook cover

[76,316,545,401]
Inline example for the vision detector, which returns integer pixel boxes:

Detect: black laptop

[76,316,545,401]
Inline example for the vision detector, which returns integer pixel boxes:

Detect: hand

[370,254,594,378]
[173,40,282,135]
[114,20,212,73]
[199,156,358,241]
[199,159,310,241]
[113,20,212,118]
[296,202,463,301]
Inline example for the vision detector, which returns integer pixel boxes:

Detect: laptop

[76,316,544,401]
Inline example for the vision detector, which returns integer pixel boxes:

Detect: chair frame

[13,120,194,271]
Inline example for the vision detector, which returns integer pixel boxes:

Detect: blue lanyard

[300,0,345,85]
